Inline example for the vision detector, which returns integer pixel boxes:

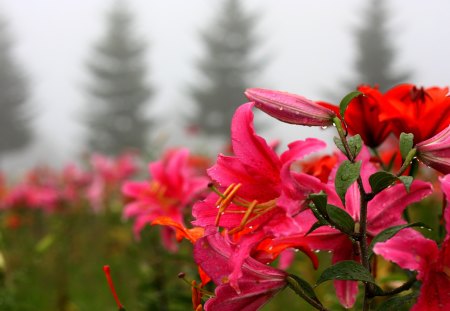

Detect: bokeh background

[0,0,448,310]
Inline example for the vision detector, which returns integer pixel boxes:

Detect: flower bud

[244,88,336,126]
[416,125,450,174]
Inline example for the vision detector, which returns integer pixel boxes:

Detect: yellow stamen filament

[212,183,277,233]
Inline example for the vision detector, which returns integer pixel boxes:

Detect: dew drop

[278,106,283,111]
[321,126,328,130]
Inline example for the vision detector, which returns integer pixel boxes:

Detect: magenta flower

[417,125,450,174]
[374,174,450,311]
[192,102,324,290]
[193,102,326,233]
[245,88,336,126]
[122,148,209,250]
[87,153,138,211]
[194,231,288,311]
[277,148,433,308]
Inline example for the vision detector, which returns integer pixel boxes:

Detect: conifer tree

[190,0,262,139]
[0,16,31,156]
[349,0,411,91]
[84,1,152,155]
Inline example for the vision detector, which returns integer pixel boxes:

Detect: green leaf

[333,136,346,155]
[333,135,362,158]
[326,204,355,234]
[306,221,326,235]
[399,133,414,160]
[335,160,361,204]
[316,260,377,285]
[398,176,413,192]
[376,293,418,311]
[309,192,328,216]
[339,91,363,120]
[369,222,429,258]
[369,172,414,194]
[287,274,322,306]
[369,171,398,194]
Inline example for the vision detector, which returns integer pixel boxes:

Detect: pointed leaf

[398,176,413,193]
[399,133,414,160]
[376,293,418,311]
[333,135,362,158]
[369,171,398,194]
[335,160,362,204]
[316,260,377,285]
[327,204,355,234]
[306,221,326,235]
[287,274,322,305]
[339,91,363,120]
[369,222,429,258]
[309,191,328,217]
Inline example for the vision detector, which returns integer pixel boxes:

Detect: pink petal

[230,103,281,183]
[367,181,432,235]
[204,279,285,311]
[373,229,439,279]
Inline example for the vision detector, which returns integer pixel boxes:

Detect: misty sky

[1,0,449,167]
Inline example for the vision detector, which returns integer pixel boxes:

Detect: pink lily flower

[194,231,288,311]
[374,174,450,310]
[245,88,336,126]
[417,125,450,174]
[272,148,433,308]
[192,102,324,291]
[122,148,209,251]
[193,102,327,234]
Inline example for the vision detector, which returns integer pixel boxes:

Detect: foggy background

[1,0,449,173]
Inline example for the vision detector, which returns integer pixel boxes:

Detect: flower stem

[334,118,373,310]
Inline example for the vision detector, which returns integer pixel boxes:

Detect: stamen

[210,183,278,233]
[103,265,125,310]
[214,184,241,226]
[228,200,258,234]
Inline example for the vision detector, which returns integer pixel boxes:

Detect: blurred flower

[417,125,450,174]
[380,84,450,143]
[374,174,450,311]
[122,148,209,251]
[87,153,137,212]
[245,88,336,126]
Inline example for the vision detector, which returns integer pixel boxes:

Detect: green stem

[377,275,417,297]
[334,117,373,310]
[396,148,417,177]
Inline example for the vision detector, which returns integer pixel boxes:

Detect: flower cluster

[123,84,450,310]
[0,153,138,222]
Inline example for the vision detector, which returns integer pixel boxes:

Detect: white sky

[0,0,449,167]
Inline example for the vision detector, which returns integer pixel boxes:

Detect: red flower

[323,85,392,147]
[380,84,450,143]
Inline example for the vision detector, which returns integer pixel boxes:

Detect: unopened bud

[245,88,336,126]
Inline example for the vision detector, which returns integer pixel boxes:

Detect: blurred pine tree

[350,0,411,91]
[83,0,152,155]
[189,0,264,139]
[0,15,32,157]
